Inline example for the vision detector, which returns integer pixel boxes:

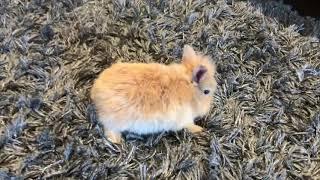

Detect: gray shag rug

[1,0,320,179]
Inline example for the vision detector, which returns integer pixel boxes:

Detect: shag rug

[1,0,319,179]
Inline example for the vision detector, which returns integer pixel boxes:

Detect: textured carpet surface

[1,0,320,179]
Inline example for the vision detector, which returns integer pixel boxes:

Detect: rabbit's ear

[192,65,207,84]
[182,45,196,64]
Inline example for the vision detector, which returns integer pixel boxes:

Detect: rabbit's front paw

[185,124,203,134]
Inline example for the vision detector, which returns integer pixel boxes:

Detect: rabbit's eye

[203,90,210,95]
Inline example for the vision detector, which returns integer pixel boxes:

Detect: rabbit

[90,45,217,144]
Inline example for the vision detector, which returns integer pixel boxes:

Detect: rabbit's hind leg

[105,129,123,144]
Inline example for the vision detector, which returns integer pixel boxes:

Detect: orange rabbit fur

[90,45,217,144]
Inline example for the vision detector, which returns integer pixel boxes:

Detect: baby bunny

[90,45,217,144]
